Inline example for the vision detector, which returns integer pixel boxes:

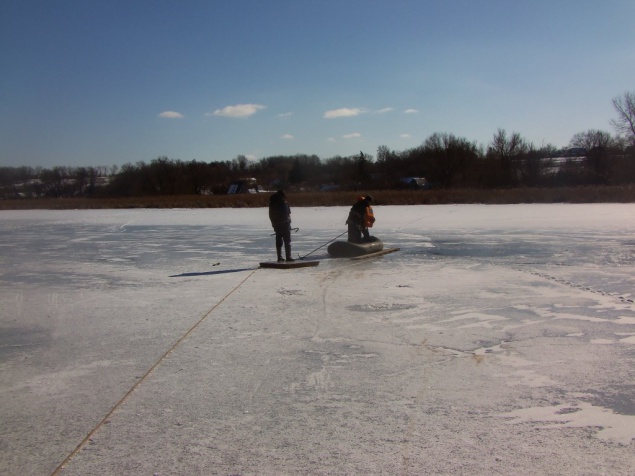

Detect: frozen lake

[1,204,634,475]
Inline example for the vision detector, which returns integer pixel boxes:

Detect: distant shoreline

[1,186,634,210]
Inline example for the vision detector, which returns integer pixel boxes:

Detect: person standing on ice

[269,190,295,262]
[346,195,375,243]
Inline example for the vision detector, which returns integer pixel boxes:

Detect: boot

[285,244,295,262]
[277,246,284,262]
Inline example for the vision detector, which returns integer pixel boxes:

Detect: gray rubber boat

[327,237,384,258]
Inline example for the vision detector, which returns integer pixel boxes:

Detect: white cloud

[277,112,294,118]
[404,108,419,114]
[158,111,184,119]
[374,108,394,114]
[210,104,265,118]
[342,132,362,139]
[400,133,411,138]
[327,137,336,142]
[281,134,294,140]
[324,107,366,119]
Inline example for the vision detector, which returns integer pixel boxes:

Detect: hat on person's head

[365,195,373,203]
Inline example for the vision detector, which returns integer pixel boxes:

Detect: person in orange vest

[346,195,375,243]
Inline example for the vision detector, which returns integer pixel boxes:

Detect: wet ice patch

[587,385,635,416]
[277,288,305,296]
[498,401,635,445]
[348,302,417,312]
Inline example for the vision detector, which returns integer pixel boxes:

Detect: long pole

[299,230,347,259]
[270,227,299,236]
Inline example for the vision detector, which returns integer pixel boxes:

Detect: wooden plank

[349,247,400,261]
[259,260,320,269]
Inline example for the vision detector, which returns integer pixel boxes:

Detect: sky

[1,0,634,168]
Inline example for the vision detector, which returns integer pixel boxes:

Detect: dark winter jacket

[269,191,291,230]
[346,198,375,228]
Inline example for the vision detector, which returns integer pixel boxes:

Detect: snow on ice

[1,204,635,475]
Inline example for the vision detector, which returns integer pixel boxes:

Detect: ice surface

[1,204,634,475]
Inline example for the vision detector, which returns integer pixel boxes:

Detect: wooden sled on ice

[259,260,319,269]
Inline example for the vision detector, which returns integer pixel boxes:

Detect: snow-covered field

[1,204,634,475]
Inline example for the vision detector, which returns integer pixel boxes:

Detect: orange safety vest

[364,206,375,228]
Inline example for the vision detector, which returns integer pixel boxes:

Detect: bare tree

[488,129,528,160]
[423,133,479,188]
[569,130,615,184]
[486,129,530,186]
[610,91,635,142]
[232,155,249,174]
[569,129,613,151]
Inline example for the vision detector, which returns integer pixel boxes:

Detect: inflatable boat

[327,236,384,258]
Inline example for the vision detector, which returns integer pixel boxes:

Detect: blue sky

[1,0,634,168]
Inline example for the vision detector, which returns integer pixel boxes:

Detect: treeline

[3,91,635,199]
[2,130,634,199]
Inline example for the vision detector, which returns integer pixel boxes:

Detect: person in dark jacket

[346,195,375,243]
[269,190,294,262]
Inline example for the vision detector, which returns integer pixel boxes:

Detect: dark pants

[274,226,291,258]
[347,223,369,243]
